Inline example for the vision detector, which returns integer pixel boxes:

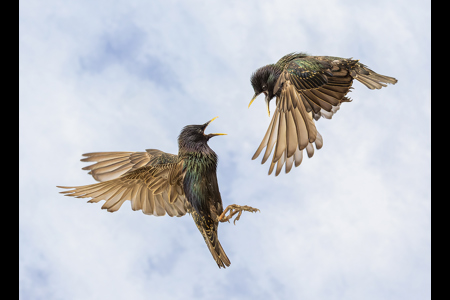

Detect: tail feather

[192,210,230,268]
[353,65,398,90]
[202,227,231,268]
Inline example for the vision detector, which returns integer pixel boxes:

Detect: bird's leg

[218,204,260,225]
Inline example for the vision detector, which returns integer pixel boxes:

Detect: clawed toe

[218,204,260,225]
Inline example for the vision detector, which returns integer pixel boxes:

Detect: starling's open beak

[248,93,270,117]
[204,116,227,137]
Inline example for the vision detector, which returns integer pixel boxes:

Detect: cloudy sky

[19,0,430,299]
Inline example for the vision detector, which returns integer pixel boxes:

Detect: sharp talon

[219,204,259,224]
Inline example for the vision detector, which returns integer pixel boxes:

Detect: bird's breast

[182,153,220,215]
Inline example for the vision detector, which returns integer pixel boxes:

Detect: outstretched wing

[252,80,323,176]
[79,149,174,182]
[253,56,397,176]
[58,150,190,217]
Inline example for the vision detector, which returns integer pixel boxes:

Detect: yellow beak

[208,116,219,124]
[265,97,270,117]
[206,116,227,136]
[248,94,258,109]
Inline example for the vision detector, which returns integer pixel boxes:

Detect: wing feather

[160,192,176,217]
[141,188,152,215]
[82,157,131,171]
[92,164,136,182]
[58,151,189,217]
[294,147,303,167]
[291,97,309,150]
[261,110,280,164]
[80,152,133,162]
[268,160,276,175]
[275,152,286,176]
[285,110,298,158]
[101,186,128,212]
[100,186,127,209]
[80,150,168,182]
[315,131,324,150]
[306,143,315,158]
[168,185,178,204]
[273,108,287,163]
[303,90,333,112]
[297,93,317,143]
[130,184,143,211]
[87,183,121,203]
[285,153,294,174]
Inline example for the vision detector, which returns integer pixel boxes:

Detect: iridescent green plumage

[177,123,230,268]
[249,52,398,176]
[57,118,259,268]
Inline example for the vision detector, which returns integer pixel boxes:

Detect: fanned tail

[352,64,398,90]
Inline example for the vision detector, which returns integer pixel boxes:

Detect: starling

[248,52,398,176]
[57,117,259,268]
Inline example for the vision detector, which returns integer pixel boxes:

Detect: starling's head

[178,117,226,150]
[248,64,282,117]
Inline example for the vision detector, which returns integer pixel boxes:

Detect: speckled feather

[250,52,398,176]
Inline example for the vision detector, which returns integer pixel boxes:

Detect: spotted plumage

[249,52,398,176]
[58,118,259,268]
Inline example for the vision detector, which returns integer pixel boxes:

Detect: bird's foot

[218,204,260,225]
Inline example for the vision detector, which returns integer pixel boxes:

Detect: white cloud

[20,0,430,299]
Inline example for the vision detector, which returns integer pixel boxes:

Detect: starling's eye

[262,85,267,90]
